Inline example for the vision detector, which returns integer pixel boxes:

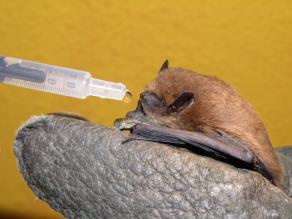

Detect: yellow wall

[0,0,291,218]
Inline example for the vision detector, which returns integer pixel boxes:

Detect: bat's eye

[170,105,177,111]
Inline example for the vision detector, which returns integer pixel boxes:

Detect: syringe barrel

[0,56,91,98]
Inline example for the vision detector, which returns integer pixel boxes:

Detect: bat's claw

[114,118,147,130]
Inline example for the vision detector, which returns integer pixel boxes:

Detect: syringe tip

[122,90,132,103]
[89,78,130,101]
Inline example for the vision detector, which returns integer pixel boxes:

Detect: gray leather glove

[14,115,292,219]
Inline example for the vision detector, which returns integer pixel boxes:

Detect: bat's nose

[139,91,146,100]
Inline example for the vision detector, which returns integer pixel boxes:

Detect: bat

[115,60,284,189]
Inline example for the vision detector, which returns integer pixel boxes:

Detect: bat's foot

[114,118,142,130]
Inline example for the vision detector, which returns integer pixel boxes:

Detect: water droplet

[123,90,132,103]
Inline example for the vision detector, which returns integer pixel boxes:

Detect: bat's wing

[126,124,255,164]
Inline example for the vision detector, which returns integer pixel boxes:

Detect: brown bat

[115,60,284,189]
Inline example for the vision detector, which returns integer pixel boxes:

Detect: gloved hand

[14,115,292,219]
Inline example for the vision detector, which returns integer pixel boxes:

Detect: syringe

[0,56,131,101]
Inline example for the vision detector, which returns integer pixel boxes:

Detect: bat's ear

[167,92,194,113]
[158,60,169,74]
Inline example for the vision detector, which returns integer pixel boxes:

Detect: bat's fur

[137,62,283,189]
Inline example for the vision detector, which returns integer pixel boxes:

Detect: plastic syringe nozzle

[89,78,129,100]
